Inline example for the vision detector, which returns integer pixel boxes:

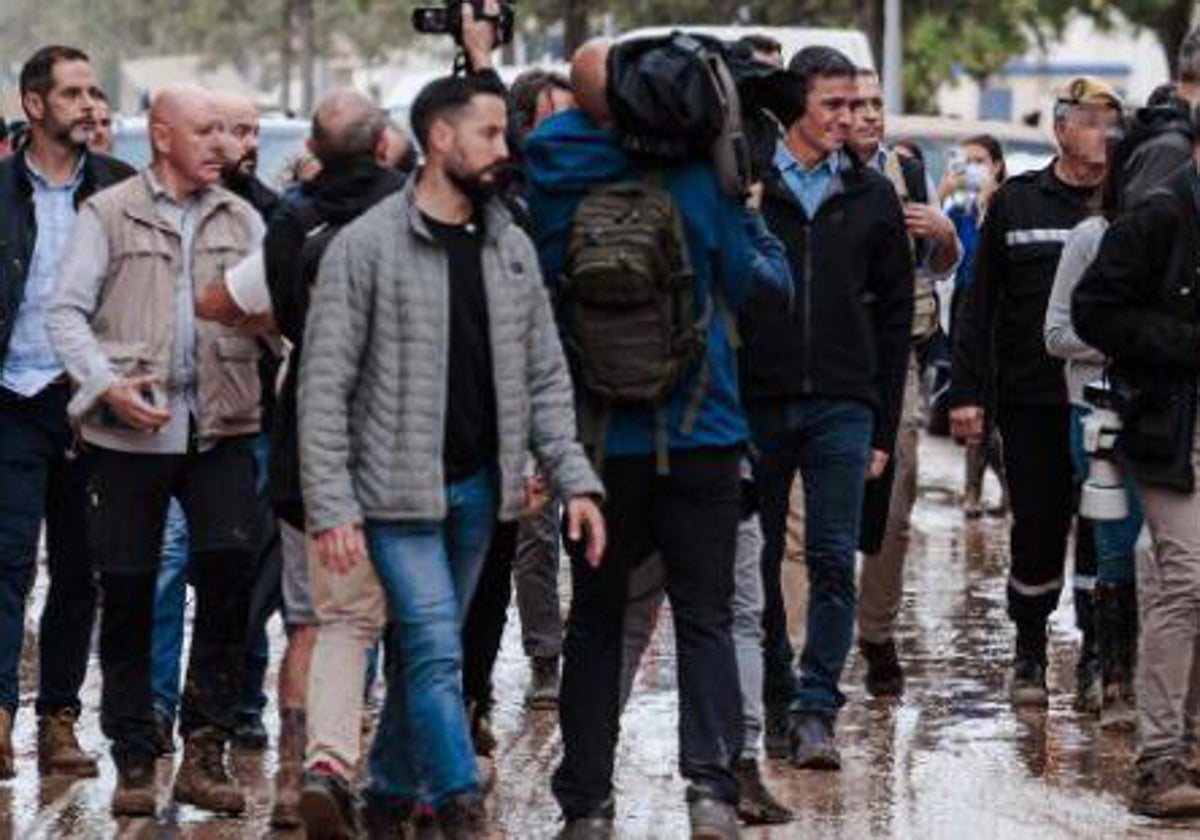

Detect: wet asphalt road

[1,434,1192,838]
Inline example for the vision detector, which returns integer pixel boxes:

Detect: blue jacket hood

[524,109,631,193]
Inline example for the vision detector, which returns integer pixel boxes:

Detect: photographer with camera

[1073,101,1200,819]
[1043,146,1143,732]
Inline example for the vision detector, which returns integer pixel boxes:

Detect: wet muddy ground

[1,434,1191,838]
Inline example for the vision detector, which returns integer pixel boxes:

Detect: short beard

[447,166,498,202]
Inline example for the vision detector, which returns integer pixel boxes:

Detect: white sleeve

[224,249,272,315]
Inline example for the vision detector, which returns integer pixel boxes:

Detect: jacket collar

[399,173,512,245]
[765,146,867,215]
[121,168,238,235]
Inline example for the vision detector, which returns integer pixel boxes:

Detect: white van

[617,25,874,69]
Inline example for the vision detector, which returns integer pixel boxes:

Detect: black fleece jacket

[740,155,914,453]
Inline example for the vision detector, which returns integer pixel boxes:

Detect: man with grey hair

[257,87,408,832]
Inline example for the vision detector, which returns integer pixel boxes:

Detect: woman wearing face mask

[940,135,1009,518]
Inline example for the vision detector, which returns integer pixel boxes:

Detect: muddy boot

[763,700,790,760]
[1074,587,1102,715]
[0,707,13,780]
[733,757,793,825]
[363,791,415,839]
[38,708,100,778]
[1097,583,1136,730]
[437,791,487,839]
[688,796,740,840]
[860,638,905,698]
[1009,628,1049,709]
[1131,758,1200,818]
[300,767,363,839]
[271,708,307,829]
[467,700,497,759]
[153,709,176,757]
[172,730,246,815]
[525,656,561,710]
[789,712,841,770]
[111,754,158,817]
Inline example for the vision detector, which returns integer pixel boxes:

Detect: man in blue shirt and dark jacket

[0,45,133,781]
[739,46,913,771]
[526,39,790,840]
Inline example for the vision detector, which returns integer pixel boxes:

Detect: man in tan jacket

[47,83,265,820]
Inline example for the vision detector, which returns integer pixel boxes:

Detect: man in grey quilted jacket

[297,73,605,838]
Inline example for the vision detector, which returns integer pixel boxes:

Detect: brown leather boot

[38,708,99,777]
[0,707,14,780]
[111,756,157,817]
[270,708,306,829]
[172,730,246,815]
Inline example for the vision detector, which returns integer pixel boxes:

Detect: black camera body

[413,0,516,46]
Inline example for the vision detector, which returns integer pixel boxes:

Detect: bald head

[148,84,226,195]
[310,88,388,166]
[571,39,612,127]
[210,90,261,176]
[149,83,212,131]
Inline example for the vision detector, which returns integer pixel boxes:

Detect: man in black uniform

[949,77,1122,707]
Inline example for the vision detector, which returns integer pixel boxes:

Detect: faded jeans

[364,469,497,806]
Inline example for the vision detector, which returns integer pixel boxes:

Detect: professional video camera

[412,0,516,46]
[1080,380,1128,522]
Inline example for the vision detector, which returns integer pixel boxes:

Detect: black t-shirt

[423,212,498,482]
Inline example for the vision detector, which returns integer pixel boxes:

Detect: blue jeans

[364,469,497,807]
[1069,406,1142,586]
[751,398,874,720]
[151,499,190,718]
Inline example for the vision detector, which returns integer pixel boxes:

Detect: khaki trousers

[304,535,387,776]
[1136,424,1200,766]
[858,354,922,644]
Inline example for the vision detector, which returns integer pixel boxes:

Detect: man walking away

[1074,102,1200,819]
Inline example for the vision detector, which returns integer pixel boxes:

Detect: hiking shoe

[860,639,905,698]
[733,758,793,825]
[270,709,307,829]
[111,755,157,818]
[470,709,498,758]
[38,708,99,778]
[153,709,175,757]
[0,707,14,780]
[437,791,487,839]
[172,731,246,815]
[300,768,363,839]
[559,806,619,840]
[233,712,269,751]
[1009,653,1049,709]
[763,701,790,760]
[525,656,561,710]
[689,796,739,839]
[789,713,841,770]
[1131,759,1200,818]
[363,791,415,839]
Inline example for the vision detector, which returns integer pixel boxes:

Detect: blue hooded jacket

[525,108,788,458]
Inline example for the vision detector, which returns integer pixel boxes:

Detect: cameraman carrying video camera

[1074,101,1200,820]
